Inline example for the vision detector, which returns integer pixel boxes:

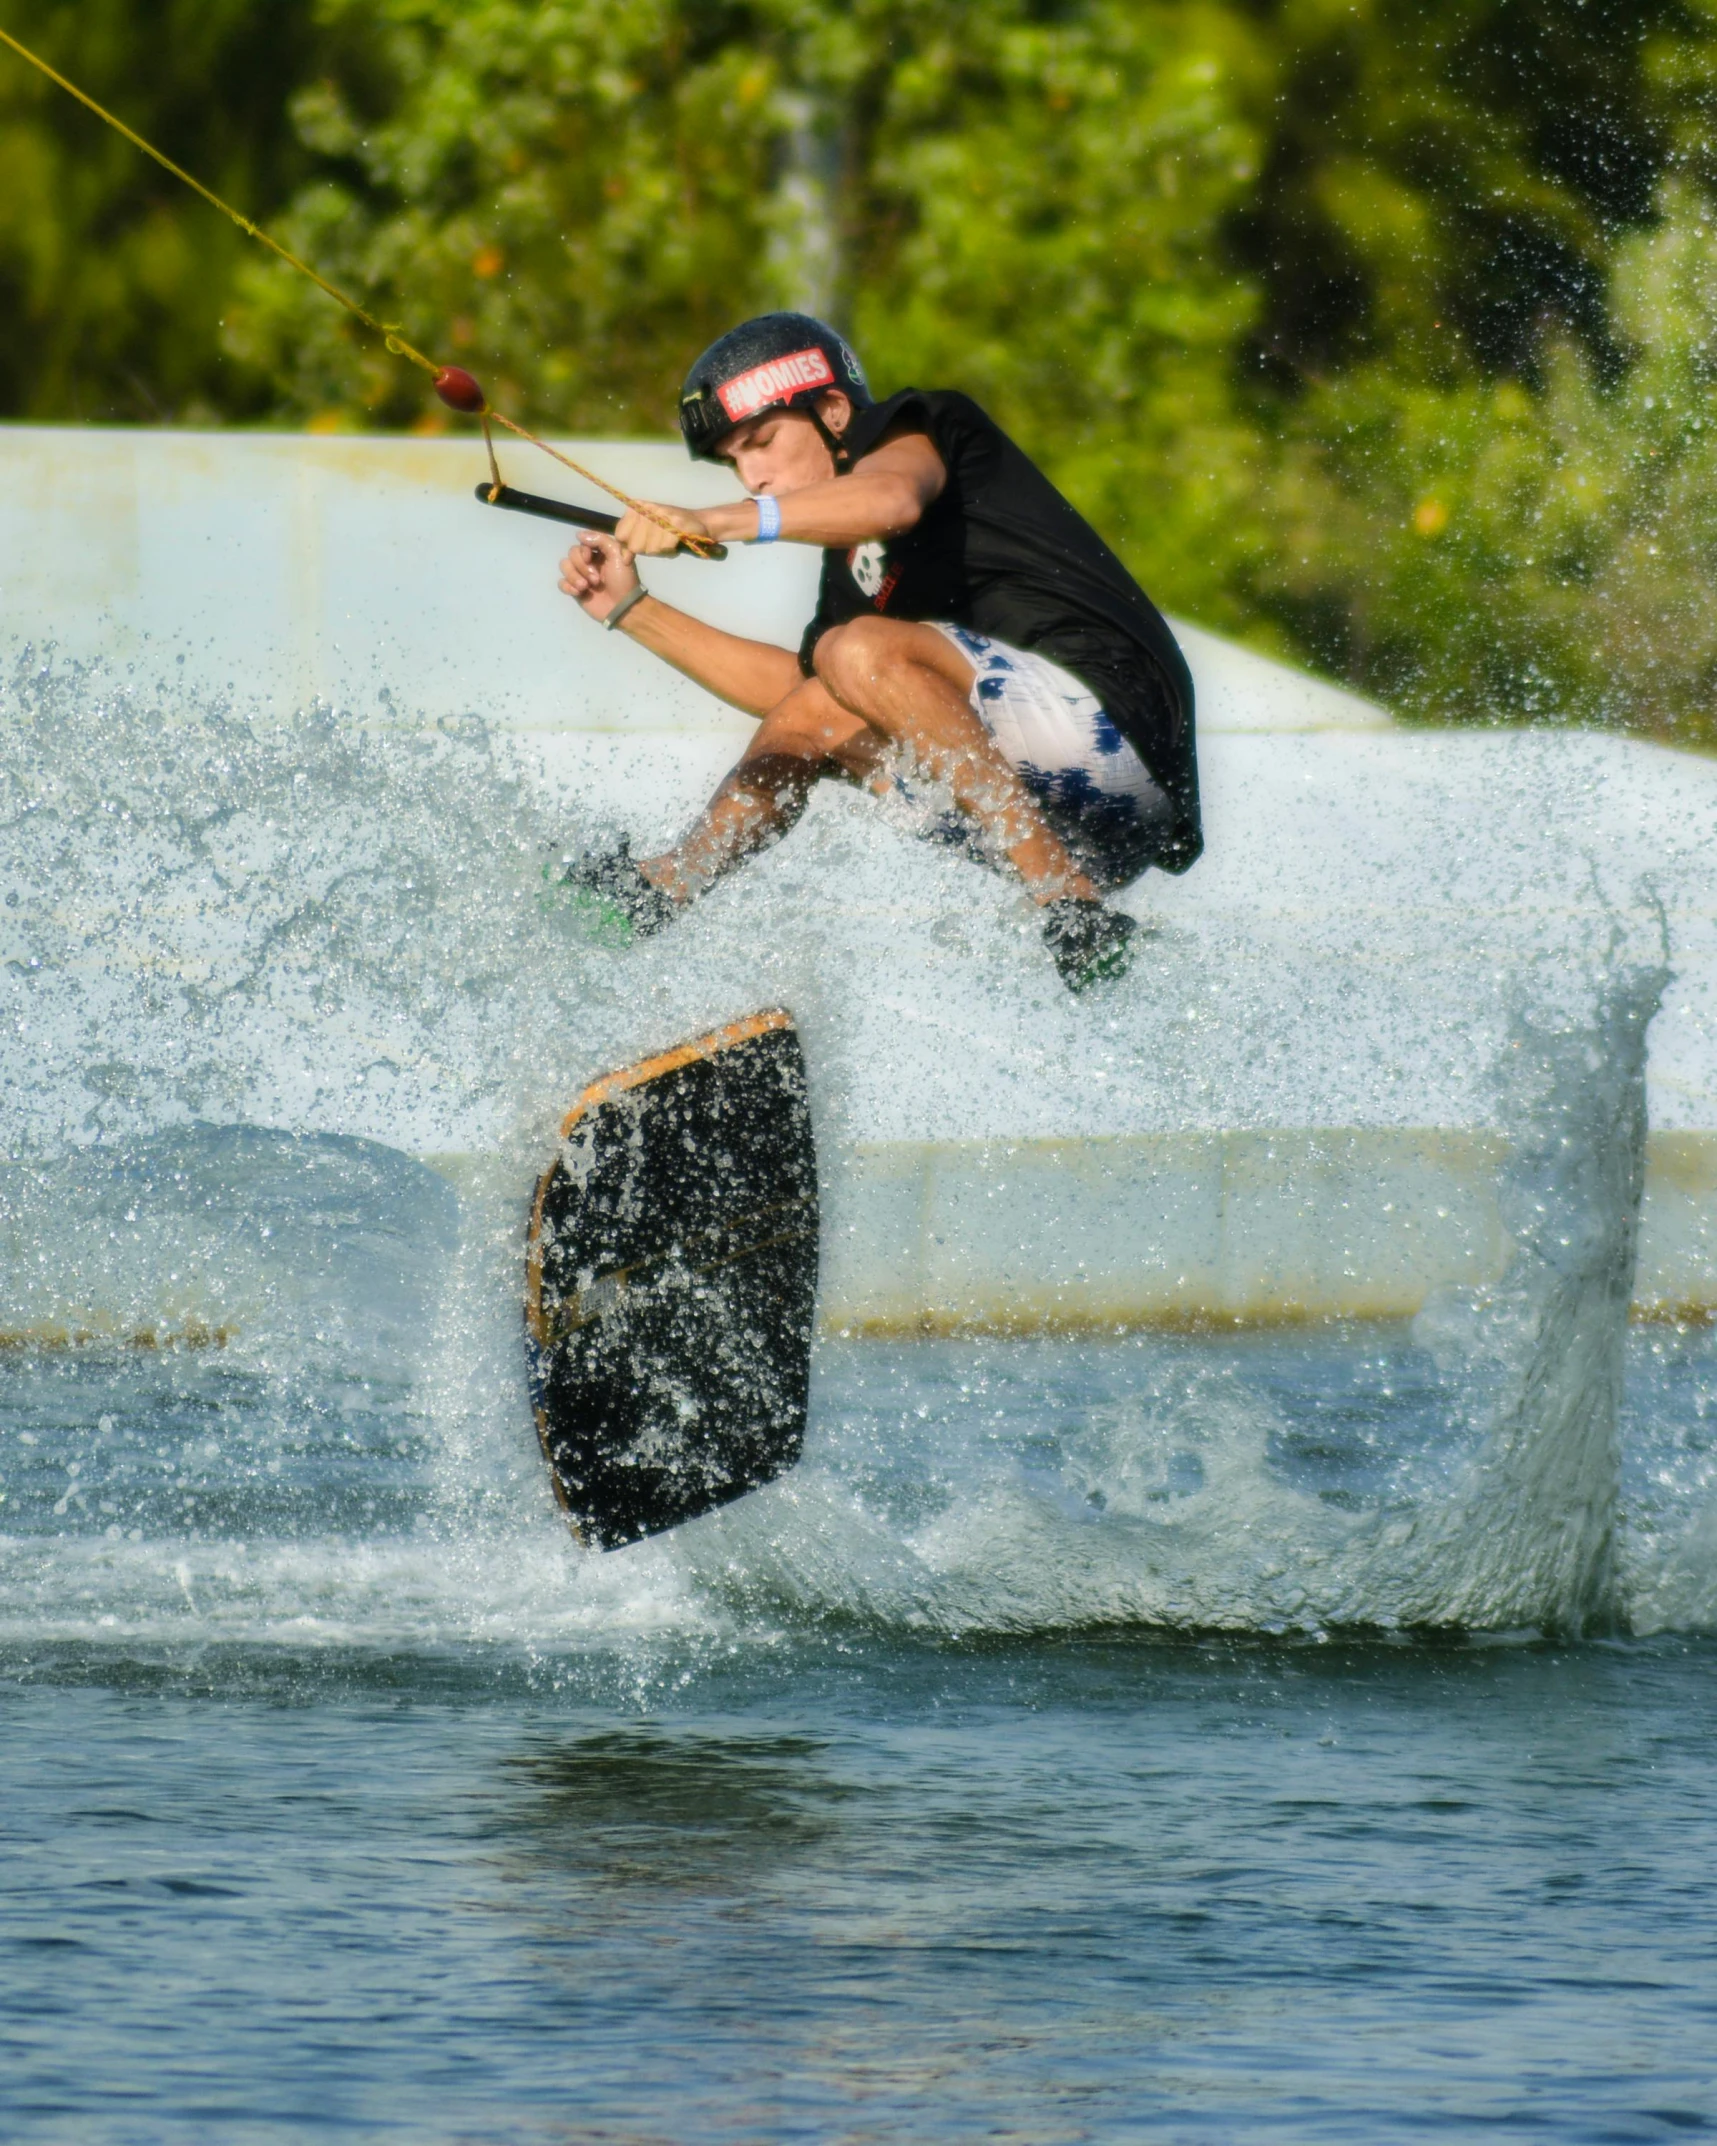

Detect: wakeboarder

[556,313,1200,992]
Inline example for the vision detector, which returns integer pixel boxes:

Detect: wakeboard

[524,1010,819,1550]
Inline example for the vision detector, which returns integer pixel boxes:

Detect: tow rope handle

[474,483,728,561]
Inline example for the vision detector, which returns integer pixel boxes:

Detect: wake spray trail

[0,648,1691,1647]
[0,651,663,1161]
[677,951,1666,1639]
[1338,956,1663,1632]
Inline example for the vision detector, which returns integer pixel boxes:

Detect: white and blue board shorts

[920,624,1173,887]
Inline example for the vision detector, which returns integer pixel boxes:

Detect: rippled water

[4,1314,1716,2141]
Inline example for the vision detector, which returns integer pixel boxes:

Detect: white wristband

[753,495,782,544]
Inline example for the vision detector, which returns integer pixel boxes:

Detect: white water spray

[1,658,1712,1646]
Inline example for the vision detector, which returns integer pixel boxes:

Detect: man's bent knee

[813,616,928,706]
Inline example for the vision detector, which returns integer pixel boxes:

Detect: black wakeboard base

[524,1010,819,1550]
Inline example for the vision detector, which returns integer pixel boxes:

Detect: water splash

[0,649,654,1159]
[681,959,1670,1638]
[2,654,1712,1647]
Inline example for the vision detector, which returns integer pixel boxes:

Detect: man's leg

[639,676,884,903]
[812,617,1101,904]
[619,622,1134,990]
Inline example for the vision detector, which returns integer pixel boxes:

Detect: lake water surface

[4,1322,1715,2144]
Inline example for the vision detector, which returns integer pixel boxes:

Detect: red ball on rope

[434,366,486,414]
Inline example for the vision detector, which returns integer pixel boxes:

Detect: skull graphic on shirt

[848,540,888,599]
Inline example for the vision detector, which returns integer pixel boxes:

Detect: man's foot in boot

[546,836,681,944]
[1040,896,1138,993]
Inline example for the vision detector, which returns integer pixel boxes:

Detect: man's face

[717,392,852,495]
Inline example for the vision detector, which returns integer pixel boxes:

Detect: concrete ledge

[2,1128,1708,1348]
[818,1130,1716,1335]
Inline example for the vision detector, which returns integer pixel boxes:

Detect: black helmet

[679,312,871,460]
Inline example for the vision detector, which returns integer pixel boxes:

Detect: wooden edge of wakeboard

[553,1007,795,1146]
[523,1008,798,1535]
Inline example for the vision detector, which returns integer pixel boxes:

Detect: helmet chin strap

[805,401,851,470]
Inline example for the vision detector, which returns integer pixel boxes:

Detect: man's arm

[616,596,805,716]
[617,432,947,558]
[559,533,802,717]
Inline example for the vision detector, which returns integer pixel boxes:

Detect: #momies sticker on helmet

[717,347,836,421]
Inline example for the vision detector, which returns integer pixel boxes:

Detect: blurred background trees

[4,0,1717,746]
[0,0,347,422]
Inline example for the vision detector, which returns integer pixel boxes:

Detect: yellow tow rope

[0,23,719,557]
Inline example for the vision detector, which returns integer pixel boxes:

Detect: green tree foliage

[844,4,1277,630]
[217,0,1282,628]
[1272,181,1717,736]
[224,0,795,431]
[0,0,352,421]
[1244,0,1717,745]
[5,0,1717,744]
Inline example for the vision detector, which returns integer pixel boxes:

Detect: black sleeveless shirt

[797,388,1201,873]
